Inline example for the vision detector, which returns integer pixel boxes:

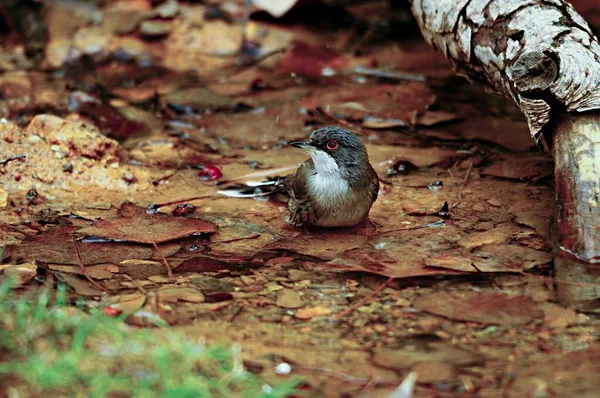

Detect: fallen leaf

[77,202,217,243]
[480,155,553,181]
[48,264,116,279]
[457,224,519,250]
[413,290,542,325]
[59,273,104,297]
[426,244,552,273]
[9,224,153,265]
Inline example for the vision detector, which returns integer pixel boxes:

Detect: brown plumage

[283,127,379,227]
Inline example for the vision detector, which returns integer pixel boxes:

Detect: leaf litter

[1,0,600,397]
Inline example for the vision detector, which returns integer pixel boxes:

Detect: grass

[0,280,298,397]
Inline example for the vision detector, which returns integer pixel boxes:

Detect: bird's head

[290,126,370,182]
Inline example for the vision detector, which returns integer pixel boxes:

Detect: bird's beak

[290,141,317,152]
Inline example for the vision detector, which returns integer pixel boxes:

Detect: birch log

[409,0,600,310]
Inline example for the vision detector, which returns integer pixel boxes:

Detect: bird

[282,126,379,227]
[218,126,379,228]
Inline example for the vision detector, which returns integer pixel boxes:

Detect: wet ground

[1,0,600,397]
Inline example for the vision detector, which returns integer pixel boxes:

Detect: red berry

[198,166,222,181]
[172,203,196,216]
[103,306,122,317]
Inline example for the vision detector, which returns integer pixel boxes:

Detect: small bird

[282,126,379,227]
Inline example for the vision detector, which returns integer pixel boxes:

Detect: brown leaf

[480,155,553,181]
[457,224,519,250]
[413,290,542,325]
[301,83,435,126]
[327,233,461,278]
[426,244,552,273]
[9,224,153,265]
[77,203,217,244]
[59,273,104,297]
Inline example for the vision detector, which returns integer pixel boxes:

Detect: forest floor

[1,0,600,397]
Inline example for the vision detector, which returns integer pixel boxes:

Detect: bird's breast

[306,172,370,227]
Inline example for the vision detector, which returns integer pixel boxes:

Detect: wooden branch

[553,112,600,310]
[409,0,600,309]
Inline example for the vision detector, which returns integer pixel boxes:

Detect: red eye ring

[326,139,339,150]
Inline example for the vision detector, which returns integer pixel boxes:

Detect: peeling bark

[410,0,600,143]
[410,0,600,309]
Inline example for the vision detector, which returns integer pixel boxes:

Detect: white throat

[308,150,340,176]
[307,150,350,201]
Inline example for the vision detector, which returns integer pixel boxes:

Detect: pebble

[275,289,305,309]
[265,281,283,292]
[2,263,37,287]
[295,306,332,320]
[139,20,172,37]
[287,269,313,282]
[0,186,8,208]
[487,198,502,207]
[472,203,488,212]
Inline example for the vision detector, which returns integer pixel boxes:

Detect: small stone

[287,269,313,282]
[2,263,37,287]
[0,186,8,208]
[157,286,205,303]
[265,281,283,292]
[148,275,171,283]
[275,289,305,309]
[472,203,487,212]
[190,276,234,292]
[122,171,136,183]
[394,297,411,307]
[139,20,172,37]
[295,306,332,320]
[487,198,502,207]
[155,0,179,18]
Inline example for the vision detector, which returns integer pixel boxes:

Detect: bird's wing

[282,159,314,202]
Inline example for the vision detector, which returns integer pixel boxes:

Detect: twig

[71,235,109,292]
[209,47,290,82]
[210,234,261,244]
[456,159,474,204]
[368,219,444,236]
[335,276,394,319]
[151,195,215,208]
[151,240,174,281]
[0,154,26,166]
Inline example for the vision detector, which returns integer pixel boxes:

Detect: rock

[0,186,8,208]
[154,0,179,18]
[2,263,37,287]
[287,269,313,282]
[190,276,234,292]
[295,306,332,320]
[275,289,305,309]
[139,20,172,37]
[157,286,205,303]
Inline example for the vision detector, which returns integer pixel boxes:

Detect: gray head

[290,126,371,184]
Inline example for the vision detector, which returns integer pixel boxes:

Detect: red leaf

[77,202,217,244]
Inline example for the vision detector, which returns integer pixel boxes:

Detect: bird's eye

[326,139,339,150]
